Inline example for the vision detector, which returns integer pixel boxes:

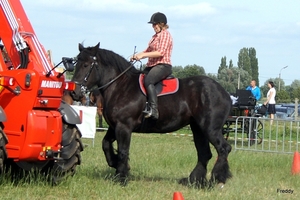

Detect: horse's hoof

[179,177,207,189]
[217,182,225,189]
[119,177,128,187]
[112,173,129,186]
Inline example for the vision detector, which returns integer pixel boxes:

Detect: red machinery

[0,0,83,182]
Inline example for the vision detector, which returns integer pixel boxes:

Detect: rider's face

[152,23,161,33]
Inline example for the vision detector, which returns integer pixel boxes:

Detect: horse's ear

[79,43,84,52]
[91,42,100,56]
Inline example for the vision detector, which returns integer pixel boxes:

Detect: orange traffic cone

[291,151,300,175]
[173,191,184,200]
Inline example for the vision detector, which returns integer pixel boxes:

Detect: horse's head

[70,42,139,101]
[71,43,101,101]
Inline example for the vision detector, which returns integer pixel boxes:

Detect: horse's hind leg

[179,121,212,188]
[207,129,232,187]
[102,127,118,169]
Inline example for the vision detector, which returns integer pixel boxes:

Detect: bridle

[74,56,136,95]
[72,56,98,95]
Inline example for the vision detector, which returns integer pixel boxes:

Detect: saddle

[139,74,179,96]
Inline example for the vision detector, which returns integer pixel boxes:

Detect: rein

[95,62,135,90]
[78,57,136,94]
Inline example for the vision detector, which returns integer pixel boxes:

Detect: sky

[19,0,300,86]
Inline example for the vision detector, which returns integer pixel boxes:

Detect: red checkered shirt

[144,29,173,67]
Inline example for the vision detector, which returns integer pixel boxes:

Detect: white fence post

[295,98,299,120]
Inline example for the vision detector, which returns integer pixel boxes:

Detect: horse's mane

[97,48,141,75]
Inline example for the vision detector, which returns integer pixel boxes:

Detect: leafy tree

[249,48,259,85]
[237,48,251,74]
[288,80,300,100]
[276,90,290,103]
[218,67,236,93]
[237,47,259,85]
[218,67,250,93]
[292,87,300,101]
[228,59,233,69]
[172,66,183,77]
[187,64,206,75]
[233,68,252,90]
[217,56,227,78]
[176,64,205,78]
[207,73,218,81]
[290,80,300,88]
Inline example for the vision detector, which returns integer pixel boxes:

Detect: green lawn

[1,131,299,200]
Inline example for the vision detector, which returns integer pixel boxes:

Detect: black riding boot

[143,84,159,119]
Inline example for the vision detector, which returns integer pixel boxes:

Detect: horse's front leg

[98,113,103,128]
[115,124,132,185]
[102,127,118,168]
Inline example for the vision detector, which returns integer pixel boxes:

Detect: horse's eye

[76,60,88,68]
[83,62,90,68]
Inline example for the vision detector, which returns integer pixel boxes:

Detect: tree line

[171,47,299,103]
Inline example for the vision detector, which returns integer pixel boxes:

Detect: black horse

[70,43,232,188]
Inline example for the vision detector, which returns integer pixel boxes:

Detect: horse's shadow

[86,167,213,189]
[88,167,173,182]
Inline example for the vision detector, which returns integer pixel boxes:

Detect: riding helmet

[148,12,167,24]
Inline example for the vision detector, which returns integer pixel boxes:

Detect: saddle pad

[139,74,179,97]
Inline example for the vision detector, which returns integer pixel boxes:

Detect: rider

[131,12,173,120]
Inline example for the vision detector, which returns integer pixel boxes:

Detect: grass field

[1,131,300,200]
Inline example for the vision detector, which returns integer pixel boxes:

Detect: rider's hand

[130,52,144,61]
[130,55,137,62]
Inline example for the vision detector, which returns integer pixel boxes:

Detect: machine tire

[1,122,83,183]
[42,121,83,184]
[0,127,8,174]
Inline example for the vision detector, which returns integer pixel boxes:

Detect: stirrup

[143,102,152,118]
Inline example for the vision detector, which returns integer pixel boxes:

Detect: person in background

[246,79,261,101]
[264,81,276,123]
[130,12,173,120]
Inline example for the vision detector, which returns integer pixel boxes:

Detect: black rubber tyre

[249,119,263,145]
[0,126,8,174]
[253,120,263,144]
[223,121,231,140]
[42,121,84,184]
